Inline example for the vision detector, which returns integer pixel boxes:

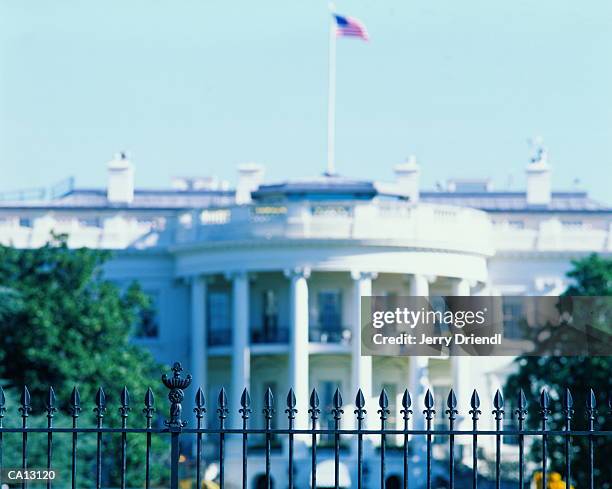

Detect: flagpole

[326,3,337,176]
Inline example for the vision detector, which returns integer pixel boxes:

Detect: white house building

[1,150,610,488]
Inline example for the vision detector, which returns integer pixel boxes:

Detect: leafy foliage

[0,238,169,487]
[505,253,612,489]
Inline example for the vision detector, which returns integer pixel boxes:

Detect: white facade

[1,154,610,488]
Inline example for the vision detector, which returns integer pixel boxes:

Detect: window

[79,217,100,227]
[502,297,524,339]
[262,290,278,331]
[134,292,160,338]
[317,290,342,330]
[208,292,231,331]
[19,217,32,228]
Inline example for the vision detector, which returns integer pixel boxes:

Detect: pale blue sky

[1,1,611,200]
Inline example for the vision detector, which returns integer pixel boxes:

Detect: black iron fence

[0,362,610,489]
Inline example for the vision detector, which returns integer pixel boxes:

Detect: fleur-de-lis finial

[355,389,367,421]
[69,386,81,418]
[143,387,155,427]
[423,389,435,421]
[379,389,390,421]
[401,389,412,421]
[193,387,206,420]
[285,389,297,422]
[470,389,481,421]
[539,389,551,428]
[309,389,320,424]
[119,386,131,419]
[515,389,527,424]
[94,387,107,419]
[586,388,597,428]
[240,388,251,420]
[492,390,505,421]
[332,388,344,421]
[446,389,458,422]
[217,387,228,428]
[46,386,57,419]
[263,387,275,422]
[19,386,31,418]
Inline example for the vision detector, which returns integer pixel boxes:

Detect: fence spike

[401,389,412,420]
[562,387,574,420]
[332,388,344,420]
[608,391,612,414]
[516,389,528,421]
[19,385,31,417]
[493,389,504,420]
[379,388,389,408]
[470,389,481,420]
[240,388,252,421]
[447,389,457,409]
[45,386,57,417]
[69,386,81,417]
[308,388,320,421]
[424,388,434,409]
[193,387,205,418]
[423,388,435,420]
[540,389,550,409]
[355,389,366,420]
[263,387,274,420]
[94,387,106,417]
[587,388,597,410]
[285,388,297,419]
[119,386,131,418]
[446,389,458,420]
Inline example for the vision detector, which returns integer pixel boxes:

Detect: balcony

[250,326,290,344]
[309,325,352,344]
[174,201,494,256]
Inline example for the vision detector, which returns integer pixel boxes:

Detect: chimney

[526,143,551,206]
[394,155,420,202]
[236,163,265,204]
[107,152,134,204]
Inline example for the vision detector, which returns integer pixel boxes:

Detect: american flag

[334,14,369,41]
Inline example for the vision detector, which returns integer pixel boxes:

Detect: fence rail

[0,362,610,489]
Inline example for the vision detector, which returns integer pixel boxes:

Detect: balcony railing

[309,325,352,344]
[250,326,290,344]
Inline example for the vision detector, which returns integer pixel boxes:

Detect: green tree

[0,238,169,488]
[506,253,612,489]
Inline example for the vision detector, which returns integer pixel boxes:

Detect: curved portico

[175,186,494,431]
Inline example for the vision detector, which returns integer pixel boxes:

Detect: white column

[408,274,431,432]
[190,276,207,395]
[229,271,250,426]
[451,278,472,434]
[350,271,376,418]
[285,267,310,430]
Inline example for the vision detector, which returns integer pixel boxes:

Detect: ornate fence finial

[240,388,251,421]
[309,388,320,426]
[562,387,574,423]
[45,386,57,419]
[401,389,412,422]
[193,387,206,421]
[216,387,228,429]
[143,387,156,427]
[94,387,106,420]
[470,389,481,421]
[355,389,367,422]
[69,386,81,420]
[586,388,597,428]
[492,389,505,422]
[19,385,31,418]
[285,388,297,424]
[119,386,131,420]
[263,387,274,423]
[162,362,192,430]
[516,389,527,424]
[446,389,458,425]
[539,389,551,428]
[332,388,344,421]
[423,388,435,421]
